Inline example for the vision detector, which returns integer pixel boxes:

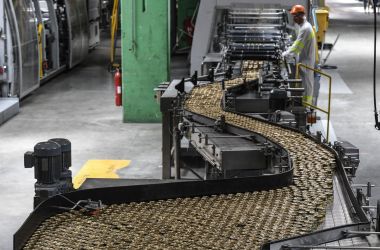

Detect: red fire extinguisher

[114,68,122,106]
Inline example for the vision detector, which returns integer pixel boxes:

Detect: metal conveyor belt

[23,62,336,250]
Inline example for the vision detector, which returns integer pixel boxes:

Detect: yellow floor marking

[73,160,131,189]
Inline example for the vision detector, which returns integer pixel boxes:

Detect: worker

[282,4,318,106]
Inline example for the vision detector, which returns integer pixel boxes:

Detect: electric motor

[48,138,73,192]
[25,141,63,207]
[25,141,62,184]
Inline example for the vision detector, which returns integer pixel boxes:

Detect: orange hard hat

[290,5,305,15]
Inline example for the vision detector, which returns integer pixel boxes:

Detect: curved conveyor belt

[22,69,339,250]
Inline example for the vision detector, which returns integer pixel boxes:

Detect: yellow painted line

[73,160,131,189]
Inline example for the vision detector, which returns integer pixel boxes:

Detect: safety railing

[296,63,332,142]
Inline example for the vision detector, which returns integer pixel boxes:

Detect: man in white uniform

[282,5,318,105]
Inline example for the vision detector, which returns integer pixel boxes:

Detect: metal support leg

[357,188,364,207]
[204,161,209,180]
[172,107,181,179]
[174,127,181,179]
[367,182,372,197]
[162,111,173,179]
[377,200,380,232]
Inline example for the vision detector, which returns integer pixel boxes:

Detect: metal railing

[296,63,332,142]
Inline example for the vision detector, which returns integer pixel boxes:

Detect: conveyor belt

[184,73,335,248]
[21,62,338,250]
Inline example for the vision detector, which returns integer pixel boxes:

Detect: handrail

[296,63,332,142]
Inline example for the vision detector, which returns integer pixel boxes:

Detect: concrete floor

[1,0,380,249]
[324,0,380,202]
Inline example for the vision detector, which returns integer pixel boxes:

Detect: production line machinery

[155,66,379,249]
[224,9,289,61]
[14,67,380,249]
[0,0,101,124]
[13,4,380,250]
[186,8,310,134]
[0,0,101,98]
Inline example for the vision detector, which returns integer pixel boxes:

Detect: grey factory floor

[1,0,380,249]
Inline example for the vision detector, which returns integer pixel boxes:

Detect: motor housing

[25,139,72,208]
[49,138,74,193]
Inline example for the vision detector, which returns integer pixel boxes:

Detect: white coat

[284,19,318,105]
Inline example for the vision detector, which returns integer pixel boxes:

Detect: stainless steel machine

[190,0,310,75]
[0,0,101,125]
